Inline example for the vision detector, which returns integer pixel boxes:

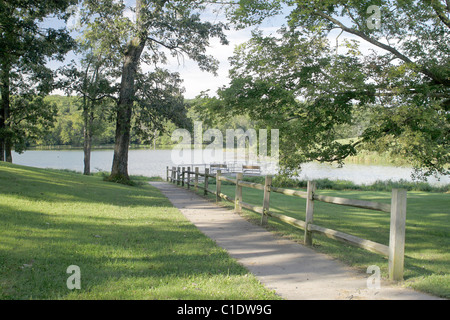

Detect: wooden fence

[166,166,407,281]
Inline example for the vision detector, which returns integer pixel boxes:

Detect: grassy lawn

[0,162,280,300]
[198,177,449,299]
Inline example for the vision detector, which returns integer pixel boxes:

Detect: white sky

[140,4,290,99]
[52,3,382,99]
[162,27,275,99]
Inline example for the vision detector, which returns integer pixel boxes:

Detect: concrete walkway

[149,181,442,300]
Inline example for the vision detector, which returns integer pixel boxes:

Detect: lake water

[11,149,450,186]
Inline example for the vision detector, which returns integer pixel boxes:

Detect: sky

[50,2,381,99]
[49,3,298,98]
[157,5,289,99]
[149,22,377,99]
[161,27,280,99]
[50,5,274,98]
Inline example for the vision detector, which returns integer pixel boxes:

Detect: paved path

[150,181,442,300]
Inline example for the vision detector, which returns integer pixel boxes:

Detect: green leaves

[207,27,368,170]
[0,0,78,161]
[362,102,450,179]
[7,96,58,153]
[77,1,234,179]
[197,0,450,179]
[224,0,283,28]
[133,68,189,143]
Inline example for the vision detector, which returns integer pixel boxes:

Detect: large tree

[202,0,449,179]
[78,0,230,182]
[0,0,77,162]
[59,53,117,175]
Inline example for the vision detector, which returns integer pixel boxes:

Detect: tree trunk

[84,136,91,175]
[83,97,93,175]
[0,62,11,162]
[5,140,12,163]
[0,101,4,162]
[4,81,12,163]
[110,41,145,181]
[109,0,150,182]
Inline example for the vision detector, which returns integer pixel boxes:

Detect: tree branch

[313,10,449,86]
[429,0,450,28]
[147,36,178,50]
[314,139,363,162]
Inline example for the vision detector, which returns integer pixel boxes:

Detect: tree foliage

[76,0,232,181]
[199,0,449,179]
[133,68,189,143]
[0,0,77,161]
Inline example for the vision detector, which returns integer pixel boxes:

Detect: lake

[11,149,450,186]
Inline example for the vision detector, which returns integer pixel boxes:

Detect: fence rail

[166,165,407,281]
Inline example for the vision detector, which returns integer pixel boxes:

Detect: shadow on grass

[0,204,253,299]
[0,164,257,299]
[0,163,169,208]
[198,183,449,297]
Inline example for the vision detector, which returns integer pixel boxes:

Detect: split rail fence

[166,166,407,281]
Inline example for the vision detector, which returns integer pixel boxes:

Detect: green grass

[199,177,450,298]
[0,163,280,300]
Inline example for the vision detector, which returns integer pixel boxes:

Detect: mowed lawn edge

[0,162,281,300]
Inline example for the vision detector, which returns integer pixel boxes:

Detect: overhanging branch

[313,10,450,87]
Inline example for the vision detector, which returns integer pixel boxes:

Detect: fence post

[216,170,222,202]
[234,172,243,213]
[194,167,199,192]
[186,168,191,189]
[261,176,272,226]
[389,188,407,281]
[204,168,209,196]
[172,166,176,183]
[304,181,316,246]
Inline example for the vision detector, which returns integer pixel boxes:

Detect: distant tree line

[32,95,168,148]
[25,94,368,150]
[27,95,263,149]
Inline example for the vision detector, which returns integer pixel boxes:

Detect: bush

[246,175,449,193]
